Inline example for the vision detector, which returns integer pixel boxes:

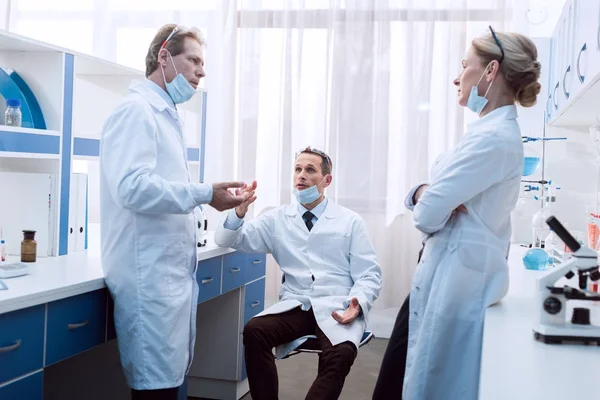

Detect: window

[16,0,93,11]
[108,0,216,11]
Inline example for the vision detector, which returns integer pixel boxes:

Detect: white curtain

[8,0,522,336]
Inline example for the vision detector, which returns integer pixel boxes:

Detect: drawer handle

[68,320,89,330]
[552,82,559,109]
[230,267,241,274]
[0,339,22,353]
[562,65,571,99]
[251,301,261,308]
[577,43,587,83]
[201,277,214,284]
[252,260,262,265]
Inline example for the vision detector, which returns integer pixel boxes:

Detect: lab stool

[282,330,374,359]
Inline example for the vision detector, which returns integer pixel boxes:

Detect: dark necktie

[302,211,315,231]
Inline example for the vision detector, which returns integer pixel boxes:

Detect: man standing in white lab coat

[214,147,382,400]
[100,24,253,400]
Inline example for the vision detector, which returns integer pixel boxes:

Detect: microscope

[533,216,600,345]
[194,206,208,247]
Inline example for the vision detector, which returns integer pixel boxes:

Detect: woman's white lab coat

[403,105,524,399]
[100,80,211,390]
[214,201,382,356]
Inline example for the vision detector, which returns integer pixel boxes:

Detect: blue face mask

[161,52,197,104]
[467,62,494,115]
[293,177,327,205]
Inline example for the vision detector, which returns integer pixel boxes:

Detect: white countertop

[0,231,234,315]
[479,245,600,399]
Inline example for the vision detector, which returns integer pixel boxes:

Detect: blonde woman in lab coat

[376,27,542,400]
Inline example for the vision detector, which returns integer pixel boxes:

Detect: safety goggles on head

[160,25,203,51]
[488,25,505,63]
[296,146,332,171]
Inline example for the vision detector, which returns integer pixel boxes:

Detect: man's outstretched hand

[234,180,258,218]
[209,182,256,211]
[332,297,362,324]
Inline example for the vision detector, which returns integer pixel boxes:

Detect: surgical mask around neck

[161,52,196,104]
[467,63,495,115]
[293,176,327,205]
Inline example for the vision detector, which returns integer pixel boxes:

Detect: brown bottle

[21,230,37,262]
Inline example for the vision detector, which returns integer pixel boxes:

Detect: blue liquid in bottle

[523,248,550,270]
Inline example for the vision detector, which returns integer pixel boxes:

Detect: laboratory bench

[0,232,266,400]
[479,244,600,399]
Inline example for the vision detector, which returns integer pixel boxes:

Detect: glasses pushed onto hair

[160,25,204,50]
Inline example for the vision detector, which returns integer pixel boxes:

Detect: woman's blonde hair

[472,31,541,107]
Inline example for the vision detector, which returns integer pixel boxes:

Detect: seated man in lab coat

[214,147,382,400]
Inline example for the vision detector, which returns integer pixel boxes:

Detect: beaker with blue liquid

[523,247,553,270]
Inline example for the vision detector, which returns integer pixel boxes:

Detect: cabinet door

[0,371,43,400]
[558,0,576,112]
[0,305,45,384]
[75,174,88,252]
[68,173,88,253]
[46,289,107,366]
[548,23,561,120]
[575,0,600,90]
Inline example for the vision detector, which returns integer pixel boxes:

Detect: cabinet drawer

[222,252,247,293]
[245,253,266,283]
[46,289,107,366]
[0,370,43,400]
[0,304,45,384]
[243,278,266,326]
[196,257,222,304]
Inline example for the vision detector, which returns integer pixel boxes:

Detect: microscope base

[533,330,600,345]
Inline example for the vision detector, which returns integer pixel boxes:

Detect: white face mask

[293,176,327,205]
[160,51,197,104]
[466,62,495,115]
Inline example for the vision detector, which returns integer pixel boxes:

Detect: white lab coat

[100,80,212,390]
[214,201,382,357]
[403,105,524,399]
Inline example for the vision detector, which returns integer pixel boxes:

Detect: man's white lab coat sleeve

[214,209,276,253]
[344,217,382,315]
[101,99,212,214]
[413,133,511,234]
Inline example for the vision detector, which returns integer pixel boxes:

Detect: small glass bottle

[5,99,22,127]
[21,230,37,263]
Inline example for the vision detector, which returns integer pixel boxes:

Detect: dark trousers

[372,245,422,400]
[371,294,410,400]
[131,387,178,400]
[243,306,357,400]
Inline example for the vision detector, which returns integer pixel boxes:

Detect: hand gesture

[234,180,258,218]
[209,182,255,212]
[332,298,362,324]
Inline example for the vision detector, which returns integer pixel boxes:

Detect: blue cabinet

[223,252,267,294]
[0,371,43,400]
[241,278,266,382]
[45,289,107,366]
[222,252,248,293]
[0,304,45,384]
[243,278,266,326]
[245,253,267,284]
[196,257,222,304]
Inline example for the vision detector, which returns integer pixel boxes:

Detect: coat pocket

[137,234,188,299]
